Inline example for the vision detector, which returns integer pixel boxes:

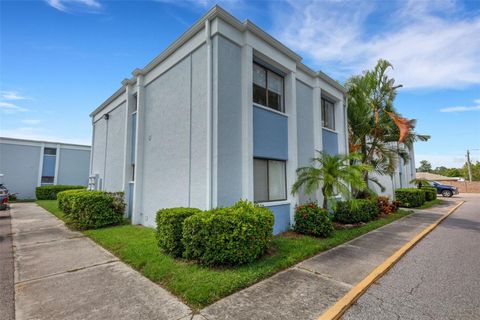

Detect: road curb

[318,200,465,320]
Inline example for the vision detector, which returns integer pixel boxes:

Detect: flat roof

[0,136,91,148]
[91,5,346,117]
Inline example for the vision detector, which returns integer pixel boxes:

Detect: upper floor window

[321,97,335,130]
[253,63,284,112]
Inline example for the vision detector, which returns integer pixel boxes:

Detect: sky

[1,0,480,168]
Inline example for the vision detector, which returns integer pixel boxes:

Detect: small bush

[36,185,85,200]
[156,207,201,257]
[422,187,437,201]
[182,200,274,266]
[376,196,398,215]
[57,189,86,213]
[395,188,426,208]
[63,190,125,230]
[334,199,380,224]
[294,202,333,237]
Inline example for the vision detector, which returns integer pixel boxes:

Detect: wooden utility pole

[466,150,473,182]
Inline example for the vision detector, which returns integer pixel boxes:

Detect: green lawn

[36,200,64,219]
[36,199,411,309]
[417,198,444,210]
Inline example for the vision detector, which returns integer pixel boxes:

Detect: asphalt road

[0,207,15,320]
[343,194,480,320]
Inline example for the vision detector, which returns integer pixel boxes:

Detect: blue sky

[1,0,479,168]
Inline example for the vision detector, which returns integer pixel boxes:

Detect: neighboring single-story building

[415,172,461,182]
[89,6,348,234]
[0,137,91,199]
[369,145,417,197]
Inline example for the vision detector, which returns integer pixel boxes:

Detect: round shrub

[66,190,125,230]
[35,185,85,200]
[422,187,437,201]
[156,207,201,257]
[395,188,426,207]
[294,202,333,237]
[334,199,380,224]
[182,200,274,266]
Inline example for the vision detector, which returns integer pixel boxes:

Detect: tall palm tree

[346,59,429,195]
[292,151,371,209]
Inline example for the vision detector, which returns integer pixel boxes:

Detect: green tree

[417,160,433,173]
[292,152,371,209]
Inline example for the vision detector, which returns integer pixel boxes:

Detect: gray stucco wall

[0,143,41,199]
[104,103,126,191]
[141,44,208,226]
[190,44,208,209]
[296,80,315,203]
[296,81,314,166]
[215,35,243,207]
[91,119,107,182]
[57,148,90,186]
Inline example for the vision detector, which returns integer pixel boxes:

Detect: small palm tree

[292,151,372,209]
[409,178,430,189]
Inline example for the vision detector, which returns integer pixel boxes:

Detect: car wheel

[442,189,453,197]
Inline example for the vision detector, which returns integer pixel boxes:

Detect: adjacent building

[0,137,91,199]
[89,6,348,234]
[369,145,417,197]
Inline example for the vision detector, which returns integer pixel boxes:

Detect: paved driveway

[11,202,192,320]
[343,194,480,320]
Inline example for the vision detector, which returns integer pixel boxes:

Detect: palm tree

[292,151,371,209]
[346,59,429,196]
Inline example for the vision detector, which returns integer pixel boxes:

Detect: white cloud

[276,0,480,89]
[46,0,102,13]
[21,119,42,125]
[440,98,480,112]
[0,102,28,113]
[1,91,31,101]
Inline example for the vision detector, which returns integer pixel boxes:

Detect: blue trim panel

[322,129,339,155]
[253,106,288,160]
[266,204,290,235]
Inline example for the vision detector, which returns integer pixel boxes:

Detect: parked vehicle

[430,181,459,197]
[0,183,9,210]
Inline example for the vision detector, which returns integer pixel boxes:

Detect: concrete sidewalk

[11,203,192,320]
[0,208,15,320]
[201,199,461,320]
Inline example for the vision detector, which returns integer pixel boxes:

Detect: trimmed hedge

[334,199,380,224]
[156,207,201,257]
[294,202,333,237]
[57,189,86,213]
[395,188,426,208]
[422,186,437,201]
[36,185,85,200]
[182,200,274,266]
[59,190,125,230]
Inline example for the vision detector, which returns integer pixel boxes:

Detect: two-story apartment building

[89,6,348,234]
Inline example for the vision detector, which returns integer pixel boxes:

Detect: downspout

[343,95,349,156]
[205,19,213,210]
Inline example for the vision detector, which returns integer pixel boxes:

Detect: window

[321,97,335,130]
[44,147,57,155]
[41,176,54,184]
[254,158,287,202]
[253,63,284,112]
[132,94,138,112]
